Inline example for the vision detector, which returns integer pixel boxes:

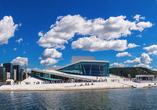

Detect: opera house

[31,56,109,82]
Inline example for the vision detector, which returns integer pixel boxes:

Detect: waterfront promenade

[0,75,157,91]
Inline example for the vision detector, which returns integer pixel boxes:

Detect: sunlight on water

[0,88,157,110]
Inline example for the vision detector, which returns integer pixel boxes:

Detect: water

[0,88,157,110]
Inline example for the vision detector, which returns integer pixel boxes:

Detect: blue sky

[0,0,157,71]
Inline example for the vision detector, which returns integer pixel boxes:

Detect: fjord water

[0,88,157,110]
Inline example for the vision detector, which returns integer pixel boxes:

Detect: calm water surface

[0,87,157,110]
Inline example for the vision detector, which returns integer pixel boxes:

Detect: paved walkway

[0,75,157,91]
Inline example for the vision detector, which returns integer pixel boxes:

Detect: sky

[0,0,157,71]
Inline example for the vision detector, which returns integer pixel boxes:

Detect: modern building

[13,65,21,81]
[0,66,6,81]
[0,63,23,81]
[23,73,28,79]
[136,75,154,80]
[20,69,24,81]
[3,63,13,79]
[6,72,10,79]
[31,56,109,81]
[13,69,17,81]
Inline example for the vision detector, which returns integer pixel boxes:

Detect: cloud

[39,48,62,66]
[143,45,157,56]
[110,62,128,67]
[124,58,141,64]
[124,53,152,64]
[14,48,17,50]
[136,22,152,31]
[133,64,152,69]
[39,48,62,59]
[136,34,142,37]
[37,15,92,49]
[128,43,140,48]
[148,51,157,55]
[153,69,157,71]
[72,36,140,52]
[71,36,128,52]
[91,15,151,39]
[19,23,22,27]
[16,38,23,44]
[11,57,28,65]
[140,53,152,64]
[37,14,152,51]
[124,53,152,69]
[0,16,18,45]
[40,58,58,66]
[133,14,145,22]
[116,52,132,57]
[144,44,157,51]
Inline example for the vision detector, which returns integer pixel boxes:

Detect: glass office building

[0,66,6,81]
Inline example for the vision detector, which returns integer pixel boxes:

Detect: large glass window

[58,62,109,76]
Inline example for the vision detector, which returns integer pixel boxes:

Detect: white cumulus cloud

[37,15,92,49]
[140,53,152,64]
[124,58,141,64]
[143,45,157,56]
[133,14,145,22]
[0,16,18,45]
[40,58,58,66]
[133,64,152,69]
[71,36,128,52]
[116,52,132,57]
[110,62,128,67]
[148,51,157,55]
[39,48,62,59]
[11,57,28,65]
[124,53,152,64]
[124,53,152,69]
[144,44,157,51]
[128,43,140,48]
[37,14,152,52]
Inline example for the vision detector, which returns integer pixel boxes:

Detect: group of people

[74,82,94,86]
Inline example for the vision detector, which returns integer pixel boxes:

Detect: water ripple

[0,88,157,110]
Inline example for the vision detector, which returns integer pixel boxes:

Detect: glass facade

[0,67,6,81]
[31,61,109,81]
[3,63,13,79]
[58,62,109,76]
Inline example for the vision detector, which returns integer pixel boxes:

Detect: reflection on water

[0,88,157,109]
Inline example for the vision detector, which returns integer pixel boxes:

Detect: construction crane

[21,62,35,73]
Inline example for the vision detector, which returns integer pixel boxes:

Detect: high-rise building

[13,69,17,81]
[20,69,24,81]
[13,65,21,81]
[0,66,6,81]
[3,63,13,79]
